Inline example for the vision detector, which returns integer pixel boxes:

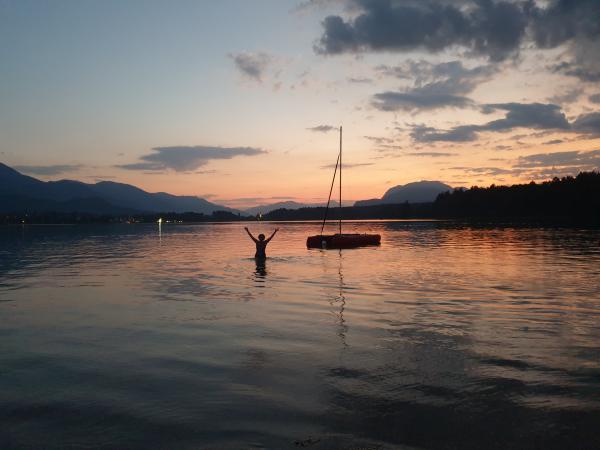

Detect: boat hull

[306,233,381,249]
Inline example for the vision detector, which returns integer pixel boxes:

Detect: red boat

[307,126,381,250]
[307,233,381,249]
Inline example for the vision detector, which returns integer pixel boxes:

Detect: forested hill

[2,172,599,224]
[261,172,600,224]
[434,171,600,222]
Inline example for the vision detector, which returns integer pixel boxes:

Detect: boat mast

[339,126,342,235]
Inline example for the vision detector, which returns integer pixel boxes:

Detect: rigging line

[339,125,342,235]
[320,151,341,235]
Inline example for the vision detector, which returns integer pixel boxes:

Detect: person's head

[258,233,265,241]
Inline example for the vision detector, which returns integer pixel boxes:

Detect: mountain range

[246,181,452,214]
[354,181,453,206]
[1,163,454,216]
[0,163,234,215]
[243,200,354,216]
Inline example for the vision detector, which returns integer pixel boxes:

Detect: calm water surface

[1,221,599,449]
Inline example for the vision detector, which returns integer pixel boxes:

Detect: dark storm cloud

[315,0,600,63]
[589,94,600,104]
[411,103,570,142]
[117,146,266,172]
[13,164,82,176]
[307,125,339,132]
[230,52,273,81]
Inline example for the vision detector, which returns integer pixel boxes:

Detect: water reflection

[254,257,267,280]
[329,250,347,348]
[0,222,599,449]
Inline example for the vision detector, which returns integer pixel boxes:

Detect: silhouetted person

[245,227,278,259]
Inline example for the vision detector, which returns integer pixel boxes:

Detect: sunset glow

[2,0,599,208]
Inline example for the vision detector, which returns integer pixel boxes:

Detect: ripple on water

[0,222,599,449]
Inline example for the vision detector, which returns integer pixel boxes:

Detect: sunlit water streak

[1,221,599,449]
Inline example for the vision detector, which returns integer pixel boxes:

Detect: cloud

[572,112,600,136]
[372,91,474,111]
[411,124,479,142]
[448,166,518,176]
[220,196,296,203]
[531,0,600,84]
[230,52,273,82]
[372,60,496,111]
[547,87,584,104]
[514,150,600,169]
[294,0,347,13]
[482,103,571,130]
[307,125,339,132]
[13,164,82,176]
[94,177,116,182]
[315,0,530,61]
[448,149,600,181]
[405,152,456,157]
[530,0,600,48]
[377,59,495,87]
[363,135,394,144]
[543,139,563,145]
[321,162,374,169]
[117,146,266,172]
[537,1,600,83]
[411,103,571,142]
[315,1,600,64]
[347,76,372,83]
[550,60,600,83]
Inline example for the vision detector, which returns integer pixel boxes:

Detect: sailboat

[306,126,381,249]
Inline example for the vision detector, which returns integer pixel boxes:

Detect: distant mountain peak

[354,180,452,207]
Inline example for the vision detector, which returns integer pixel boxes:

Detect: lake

[1,221,599,449]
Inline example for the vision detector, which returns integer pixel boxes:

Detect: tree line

[2,171,598,225]
[434,171,600,223]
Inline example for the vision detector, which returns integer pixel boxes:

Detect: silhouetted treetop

[434,171,600,222]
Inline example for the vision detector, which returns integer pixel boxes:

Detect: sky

[1,0,599,208]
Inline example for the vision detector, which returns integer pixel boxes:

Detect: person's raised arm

[244,227,258,243]
[265,228,279,243]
